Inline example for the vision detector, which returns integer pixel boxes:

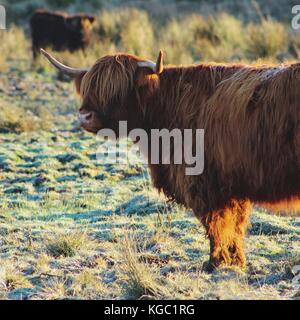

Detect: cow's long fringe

[80,54,139,111]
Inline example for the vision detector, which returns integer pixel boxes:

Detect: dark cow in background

[30,10,95,59]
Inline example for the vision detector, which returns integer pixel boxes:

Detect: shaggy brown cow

[41,48,300,271]
[30,10,95,58]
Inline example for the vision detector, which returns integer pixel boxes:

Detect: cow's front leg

[201,199,251,272]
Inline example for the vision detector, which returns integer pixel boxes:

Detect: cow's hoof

[202,260,246,273]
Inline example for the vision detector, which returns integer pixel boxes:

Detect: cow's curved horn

[40,48,88,76]
[137,50,164,74]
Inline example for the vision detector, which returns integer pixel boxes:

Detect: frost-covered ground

[0,64,299,300]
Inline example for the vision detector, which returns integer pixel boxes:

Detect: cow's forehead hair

[96,53,148,63]
[80,53,140,108]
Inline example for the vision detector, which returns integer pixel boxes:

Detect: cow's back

[30,11,67,53]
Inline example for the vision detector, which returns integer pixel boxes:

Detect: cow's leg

[32,46,37,60]
[32,43,39,60]
[201,199,251,272]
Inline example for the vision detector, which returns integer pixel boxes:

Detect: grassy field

[0,1,300,300]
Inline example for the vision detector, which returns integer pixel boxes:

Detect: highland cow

[41,48,300,271]
[30,10,95,59]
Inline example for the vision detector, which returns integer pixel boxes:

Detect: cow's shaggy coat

[42,50,300,270]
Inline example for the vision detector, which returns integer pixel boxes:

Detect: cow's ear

[88,16,96,24]
[136,51,164,88]
[74,71,87,95]
[137,50,164,75]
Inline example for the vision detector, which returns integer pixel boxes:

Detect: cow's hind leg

[201,199,251,272]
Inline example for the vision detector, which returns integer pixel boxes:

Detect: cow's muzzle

[78,110,102,134]
[78,111,92,124]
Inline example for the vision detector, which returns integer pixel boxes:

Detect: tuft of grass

[71,270,107,299]
[117,231,168,299]
[46,232,91,258]
[5,274,32,290]
[246,18,288,59]
[40,278,67,300]
[1,265,32,291]
[0,102,54,133]
[35,253,51,274]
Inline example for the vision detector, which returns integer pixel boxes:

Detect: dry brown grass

[117,231,169,299]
